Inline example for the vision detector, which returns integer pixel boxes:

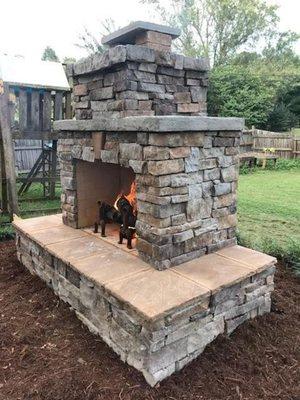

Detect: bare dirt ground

[0,240,299,400]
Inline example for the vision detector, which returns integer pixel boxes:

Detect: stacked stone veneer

[56,117,242,270]
[15,230,275,386]
[68,45,209,120]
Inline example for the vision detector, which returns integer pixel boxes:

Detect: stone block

[90,86,114,100]
[173,229,194,243]
[149,132,205,147]
[139,63,158,73]
[178,103,201,113]
[187,316,224,354]
[134,70,156,83]
[148,159,184,176]
[221,165,238,182]
[171,214,187,226]
[187,198,212,221]
[183,56,210,71]
[171,194,189,203]
[138,82,166,93]
[100,149,119,164]
[117,91,149,100]
[157,66,185,77]
[186,79,201,86]
[198,158,217,170]
[190,87,207,102]
[214,137,235,147]
[126,44,155,62]
[138,200,184,219]
[212,183,231,196]
[73,84,88,96]
[218,214,237,229]
[170,147,191,159]
[174,92,192,103]
[119,143,142,160]
[203,168,220,181]
[185,147,200,172]
[139,100,152,110]
[143,146,170,160]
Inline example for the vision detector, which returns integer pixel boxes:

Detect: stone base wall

[16,230,275,386]
[58,127,241,269]
[68,45,209,119]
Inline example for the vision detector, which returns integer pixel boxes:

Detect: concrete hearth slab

[83,225,138,255]
[27,225,87,246]
[216,245,276,272]
[47,235,115,263]
[71,252,150,286]
[13,214,275,321]
[172,253,260,293]
[13,214,63,232]
[106,268,210,320]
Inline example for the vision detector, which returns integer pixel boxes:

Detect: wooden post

[49,92,63,199]
[0,138,8,212]
[0,83,19,216]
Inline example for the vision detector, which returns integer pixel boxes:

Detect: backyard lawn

[237,168,300,251]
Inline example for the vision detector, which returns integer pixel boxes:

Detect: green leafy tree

[208,63,300,129]
[76,18,116,55]
[41,46,60,62]
[266,103,297,132]
[141,0,278,65]
[63,56,77,64]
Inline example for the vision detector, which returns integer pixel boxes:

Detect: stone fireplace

[13,21,276,386]
[57,117,242,269]
[59,21,242,269]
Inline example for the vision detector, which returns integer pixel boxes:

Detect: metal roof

[0,55,70,91]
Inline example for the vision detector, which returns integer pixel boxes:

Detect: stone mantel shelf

[54,116,244,133]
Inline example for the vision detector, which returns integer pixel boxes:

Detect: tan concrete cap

[72,251,151,286]
[24,225,87,246]
[172,253,257,293]
[13,215,276,321]
[105,268,210,320]
[12,214,62,233]
[216,245,277,272]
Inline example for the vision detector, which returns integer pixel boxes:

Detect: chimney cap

[102,21,181,46]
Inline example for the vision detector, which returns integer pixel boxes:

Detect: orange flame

[114,181,137,214]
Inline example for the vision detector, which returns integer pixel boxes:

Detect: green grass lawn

[237,168,300,273]
[0,183,61,239]
[292,128,300,136]
[238,169,300,246]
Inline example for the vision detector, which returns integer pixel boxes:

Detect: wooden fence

[14,139,43,173]
[241,128,300,159]
[9,88,71,136]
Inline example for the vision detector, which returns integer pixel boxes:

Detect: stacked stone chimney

[67,21,210,120]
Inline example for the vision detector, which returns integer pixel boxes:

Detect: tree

[41,46,60,62]
[76,18,116,55]
[266,103,297,132]
[141,0,278,65]
[63,56,77,64]
[208,63,300,129]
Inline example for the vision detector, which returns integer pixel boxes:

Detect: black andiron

[94,196,137,249]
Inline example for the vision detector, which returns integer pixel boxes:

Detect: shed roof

[0,55,70,91]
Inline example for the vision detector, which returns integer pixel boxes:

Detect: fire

[114,181,137,214]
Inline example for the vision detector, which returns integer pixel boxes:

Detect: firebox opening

[76,160,136,233]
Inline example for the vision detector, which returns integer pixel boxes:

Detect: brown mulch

[0,241,299,400]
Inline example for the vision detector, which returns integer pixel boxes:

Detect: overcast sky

[1,0,299,61]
